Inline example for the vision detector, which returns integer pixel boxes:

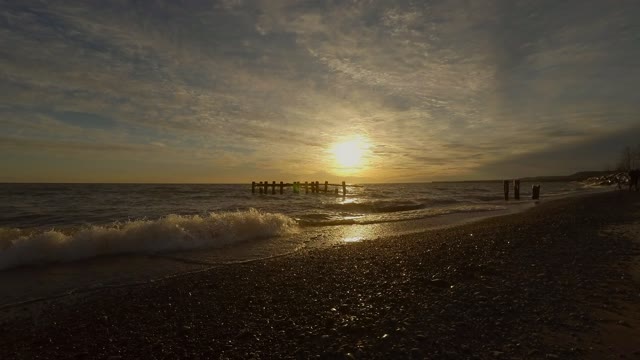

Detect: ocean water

[0,181,608,271]
[0,181,613,306]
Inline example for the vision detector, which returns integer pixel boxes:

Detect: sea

[0,182,610,306]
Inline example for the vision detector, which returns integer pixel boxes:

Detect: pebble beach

[1,191,639,359]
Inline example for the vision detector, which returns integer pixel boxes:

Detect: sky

[1,0,639,183]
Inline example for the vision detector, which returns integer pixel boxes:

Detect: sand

[0,191,639,359]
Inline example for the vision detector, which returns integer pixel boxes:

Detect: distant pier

[251,181,349,196]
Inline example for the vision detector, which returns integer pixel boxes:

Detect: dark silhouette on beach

[629,169,639,191]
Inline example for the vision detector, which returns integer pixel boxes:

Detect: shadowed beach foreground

[1,192,639,359]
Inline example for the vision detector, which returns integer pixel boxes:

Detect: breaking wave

[321,198,464,215]
[296,203,507,226]
[0,209,297,270]
[325,200,423,213]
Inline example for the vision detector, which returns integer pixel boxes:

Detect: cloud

[1,0,639,182]
[474,125,640,178]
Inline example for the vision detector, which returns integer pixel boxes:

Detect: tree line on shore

[616,144,640,171]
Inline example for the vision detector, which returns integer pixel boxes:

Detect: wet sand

[1,191,639,359]
[0,203,531,307]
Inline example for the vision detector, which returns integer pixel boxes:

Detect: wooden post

[532,185,540,200]
[252,181,256,194]
[259,181,263,194]
[272,181,276,195]
[279,181,284,194]
[324,181,328,193]
[342,181,347,196]
[305,181,308,194]
[315,181,320,194]
[264,180,268,195]
[514,180,520,200]
[503,180,509,201]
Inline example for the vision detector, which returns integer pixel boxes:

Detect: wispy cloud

[1,0,638,182]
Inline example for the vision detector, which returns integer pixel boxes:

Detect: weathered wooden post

[252,181,256,194]
[279,181,284,194]
[315,181,320,194]
[259,181,263,194]
[342,181,347,196]
[324,181,328,193]
[503,180,509,201]
[514,180,520,200]
[532,185,540,200]
[272,181,276,195]
[264,180,268,195]
[305,181,309,194]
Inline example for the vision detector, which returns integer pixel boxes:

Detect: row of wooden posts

[503,180,541,200]
[252,181,348,196]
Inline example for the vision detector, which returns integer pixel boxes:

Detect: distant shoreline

[0,170,620,185]
[434,170,620,183]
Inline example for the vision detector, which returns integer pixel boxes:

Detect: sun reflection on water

[338,225,382,244]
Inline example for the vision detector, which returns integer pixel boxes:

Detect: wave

[299,204,507,227]
[469,195,504,202]
[0,209,296,270]
[414,198,462,205]
[323,198,464,214]
[324,200,425,214]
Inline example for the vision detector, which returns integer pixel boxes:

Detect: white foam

[0,209,297,270]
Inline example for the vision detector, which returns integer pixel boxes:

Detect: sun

[331,137,369,168]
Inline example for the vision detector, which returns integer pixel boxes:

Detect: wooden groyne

[251,181,349,196]
[504,179,540,200]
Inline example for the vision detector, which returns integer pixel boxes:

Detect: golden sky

[1,0,639,183]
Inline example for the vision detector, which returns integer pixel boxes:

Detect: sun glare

[331,137,369,168]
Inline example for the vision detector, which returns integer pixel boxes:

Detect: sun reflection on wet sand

[338,225,382,244]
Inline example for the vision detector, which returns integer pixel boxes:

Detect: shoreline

[0,184,608,275]
[1,191,639,358]
[0,197,537,307]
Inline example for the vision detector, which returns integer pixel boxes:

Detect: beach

[1,191,639,359]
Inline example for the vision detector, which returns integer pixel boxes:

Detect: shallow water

[0,182,609,270]
[0,182,612,306]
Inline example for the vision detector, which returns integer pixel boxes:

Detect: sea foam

[0,209,296,270]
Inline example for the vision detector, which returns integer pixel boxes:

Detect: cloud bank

[1,0,639,182]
